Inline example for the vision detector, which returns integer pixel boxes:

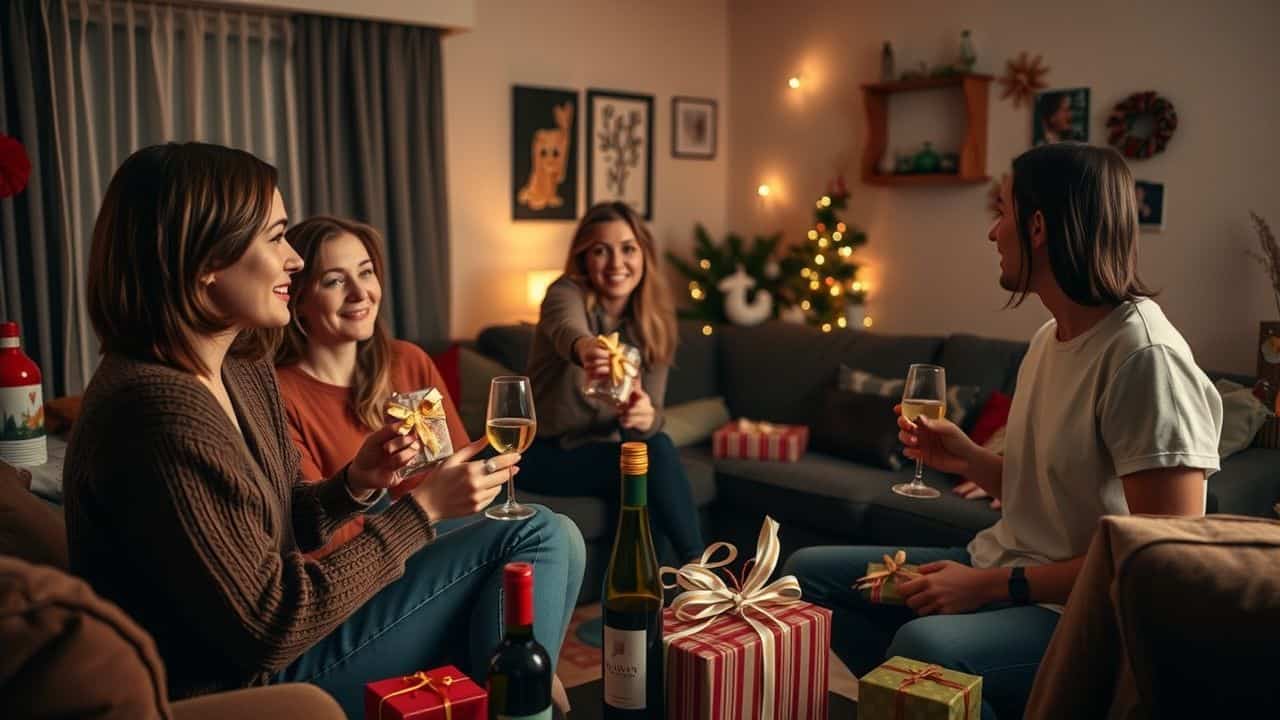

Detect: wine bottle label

[0,384,46,466]
[602,626,647,709]
[497,709,551,720]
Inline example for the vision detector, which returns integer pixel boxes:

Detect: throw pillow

[663,396,731,448]
[968,391,1013,447]
[458,347,515,441]
[807,388,902,470]
[428,343,462,410]
[837,365,983,428]
[1215,379,1271,458]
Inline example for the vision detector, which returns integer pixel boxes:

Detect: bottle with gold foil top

[0,322,46,466]
[601,442,663,719]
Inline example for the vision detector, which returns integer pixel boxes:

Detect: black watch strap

[1009,566,1031,605]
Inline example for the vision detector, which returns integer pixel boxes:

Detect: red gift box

[712,419,809,462]
[364,666,487,720]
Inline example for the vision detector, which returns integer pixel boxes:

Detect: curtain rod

[63,0,292,35]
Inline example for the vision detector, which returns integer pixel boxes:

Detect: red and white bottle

[0,321,46,466]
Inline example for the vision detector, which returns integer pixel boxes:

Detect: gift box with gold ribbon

[859,656,982,720]
[712,419,809,462]
[364,666,486,720]
[660,516,832,720]
[386,387,454,479]
[854,550,920,605]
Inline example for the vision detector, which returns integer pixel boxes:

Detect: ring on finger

[483,458,496,475]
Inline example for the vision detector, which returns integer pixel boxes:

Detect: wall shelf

[860,73,992,186]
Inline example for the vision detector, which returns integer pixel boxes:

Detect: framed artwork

[1033,88,1089,145]
[671,96,717,159]
[587,89,653,219]
[512,85,578,221]
[1135,180,1165,231]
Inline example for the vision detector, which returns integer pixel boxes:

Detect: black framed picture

[512,85,578,221]
[672,96,717,160]
[1135,180,1165,231]
[1033,88,1089,146]
[587,89,653,219]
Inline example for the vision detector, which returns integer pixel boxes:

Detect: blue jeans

[275,505,585,717]
[519,433,705,563]
[782,546,1059,720]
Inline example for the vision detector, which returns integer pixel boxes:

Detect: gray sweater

[526,276,667,448]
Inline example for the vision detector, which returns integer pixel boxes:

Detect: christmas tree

[666,224,784,325]
[777,176,868,332]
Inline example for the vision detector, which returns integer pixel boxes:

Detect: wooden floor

[557,604,859,702]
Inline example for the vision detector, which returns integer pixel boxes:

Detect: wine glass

[484,376,538,520]
[892,364,946,499]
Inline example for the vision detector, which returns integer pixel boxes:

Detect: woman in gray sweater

[522,202,704,563]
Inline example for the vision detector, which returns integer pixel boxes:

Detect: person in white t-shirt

[783,143,1223,720]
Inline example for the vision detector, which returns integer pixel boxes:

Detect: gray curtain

[293,15,451,344]
[0,0,70,399]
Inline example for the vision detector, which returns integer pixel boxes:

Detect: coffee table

[565,679,857,718]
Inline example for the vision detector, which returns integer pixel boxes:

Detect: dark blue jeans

[782,546,1059,720]
[275,505,584,717]
[519,433,705,563]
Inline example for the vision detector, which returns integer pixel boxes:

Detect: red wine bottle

[487,562,552,720]
[602,442,664,718]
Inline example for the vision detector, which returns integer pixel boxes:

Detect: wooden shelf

[865,173,990,187]
[860,73,992,187]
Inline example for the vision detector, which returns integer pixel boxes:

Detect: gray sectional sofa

[467,320,1280,603]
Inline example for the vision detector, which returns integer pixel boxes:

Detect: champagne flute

[484,376,538,520]
[893,363,946,499]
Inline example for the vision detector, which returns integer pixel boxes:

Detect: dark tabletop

[564,679,857,719]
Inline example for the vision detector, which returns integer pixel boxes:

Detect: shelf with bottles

[860,73,992,186]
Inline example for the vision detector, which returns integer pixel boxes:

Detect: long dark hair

[88,142,279,374]
[1008,142,1156,307]
[274,216,393,431]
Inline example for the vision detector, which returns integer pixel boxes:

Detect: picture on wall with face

[512,85,578,221]
[1135,180,1165,232]
[587,89,653,220]
[1033,88,1089,145]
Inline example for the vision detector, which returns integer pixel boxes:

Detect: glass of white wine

[893,363,946,499]
[484,376,538,521]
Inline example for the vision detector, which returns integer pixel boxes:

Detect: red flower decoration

[0,134,32,199]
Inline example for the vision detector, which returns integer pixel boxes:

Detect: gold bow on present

[660,516,802,720]
[854,550,919,593]
[377,671,460,720]
[386,389,446,456]
[596,332,639,386]
[735,418,780,435]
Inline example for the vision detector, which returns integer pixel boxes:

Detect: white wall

[444,0,729,335]
[729,0,1280,374]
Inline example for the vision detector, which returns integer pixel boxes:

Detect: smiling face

[202,190,301,329]
[294,232,382,345]
[582,219,645,309]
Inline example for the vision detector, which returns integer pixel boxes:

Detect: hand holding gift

[579,332,640,405]
[854,550,920,605]
[385,387,454,479]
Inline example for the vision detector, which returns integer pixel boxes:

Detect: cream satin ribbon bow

[596,332,639,386]
[659,516,803,720]
[386,388,446,456]
[853,550,918,593]
[735,418,780,434]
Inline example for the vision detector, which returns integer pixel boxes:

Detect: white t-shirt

[968,298,1223,572]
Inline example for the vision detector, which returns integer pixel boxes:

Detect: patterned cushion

[837,365,982,428]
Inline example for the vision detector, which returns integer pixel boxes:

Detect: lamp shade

[526,269,561,308]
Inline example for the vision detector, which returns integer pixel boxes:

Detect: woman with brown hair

[521,201,705,563]
[63,143,583,717]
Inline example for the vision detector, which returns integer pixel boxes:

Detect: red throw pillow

[430,343,462,406]
[968,391,1012,447]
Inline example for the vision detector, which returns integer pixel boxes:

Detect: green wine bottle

[601,442,664,719]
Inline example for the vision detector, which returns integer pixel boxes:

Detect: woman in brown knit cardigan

[63,142,584,716]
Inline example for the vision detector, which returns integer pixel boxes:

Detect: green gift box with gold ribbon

[859,656,982,720]
[855,550,919,605]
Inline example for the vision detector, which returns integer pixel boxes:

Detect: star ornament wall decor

[999,52,1049,108]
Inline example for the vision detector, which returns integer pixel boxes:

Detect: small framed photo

[1135,180,1165,231]
[1033,88,1089,145]
[671,96,717,160]
[587,89,654,219]
[512,85,578,221]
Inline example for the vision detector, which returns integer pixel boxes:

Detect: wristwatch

[1008,567,1031,605]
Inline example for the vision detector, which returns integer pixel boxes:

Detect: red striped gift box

[712,420,809,462]
[663,602,831,720]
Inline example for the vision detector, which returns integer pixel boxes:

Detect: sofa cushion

[717,322,943,425]
[1214,379,1270,458]
[862,468,1003,547]
[666,320,720,405]
[0,557,169,719]
[936,333,1028,403]
[476,323,536,375]
[457,347,516,441]
[807,390,902,470]
[837,365,983,429]
[1206,447,1280,516]
[663,397,731,448]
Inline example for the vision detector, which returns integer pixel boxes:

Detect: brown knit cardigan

[63,353,436,699]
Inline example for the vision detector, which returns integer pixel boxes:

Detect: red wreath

[1106,92,1177,159]
[0,134,31,199]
